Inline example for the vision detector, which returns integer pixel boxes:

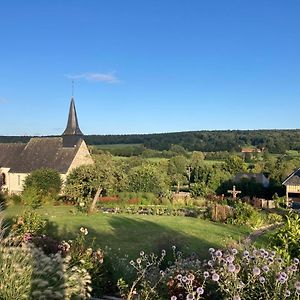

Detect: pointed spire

[62,97,83,136]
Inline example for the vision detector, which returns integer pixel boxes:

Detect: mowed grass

[4,204,251,258]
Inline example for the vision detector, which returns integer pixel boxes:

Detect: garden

[0,150,300,299]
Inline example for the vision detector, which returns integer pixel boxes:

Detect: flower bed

[99,205,207,218]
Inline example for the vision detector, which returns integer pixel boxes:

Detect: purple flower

[294,281,300,291]
[233,296,241,300]
[278,272,288,284]
[176,274,183,281]
[253,267,261,276]
[226,255,235,263]
[259,276,265,284]
[214,250,223,258]
[186,294,194,300]
[188,274,195,281]
[232,248,238,255]
[182,276,188,283]
[203,271,209,278]
[262,265,269,273]
[228,264,236,273]
[196,287,204,295]
[212,273,220,282]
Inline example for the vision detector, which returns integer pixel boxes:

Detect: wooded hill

[1,129,300,153]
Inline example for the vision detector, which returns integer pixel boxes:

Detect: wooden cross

[227,185,241,199]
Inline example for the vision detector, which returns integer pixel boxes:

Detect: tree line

[1,129,300,153]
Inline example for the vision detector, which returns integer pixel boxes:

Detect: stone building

[0,98,93,193]
[282,168,300,206]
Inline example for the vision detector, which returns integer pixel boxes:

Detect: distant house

[0,98,93,194]
[282,168,300,206]
[241,147,264,153]
[233,173,270,188]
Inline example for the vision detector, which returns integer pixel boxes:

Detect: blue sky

[0,1,300,135]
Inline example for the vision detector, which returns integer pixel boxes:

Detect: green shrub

[270,212,300,261]
[12,209,47,236]
[22,187,42,208]
[230,202,264,229]
[5,193,22,205]
[23,168,62,202]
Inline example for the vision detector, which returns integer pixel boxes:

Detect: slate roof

[62,98,83,136]
[1,137,82,173]
[0,143,26,167]
[282,168,300,186]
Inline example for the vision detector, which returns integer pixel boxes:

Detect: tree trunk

[89,187,103,213]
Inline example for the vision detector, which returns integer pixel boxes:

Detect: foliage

[224,155,247,174]
[12,209,47,236]
[64,153,124,210]
[0,210,91,299]
[168,155,188,192]
[67,227,110,297]
[23,168,62,199]
[22,186,43,208]
[228,202,265,229]
[127,163,169,194]
[270,212,300,261]
[99,205,206,218]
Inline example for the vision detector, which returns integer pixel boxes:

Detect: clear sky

[0,1,300,136]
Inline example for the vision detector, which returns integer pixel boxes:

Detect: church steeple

[63,97,83,135]
[62,97,83,147]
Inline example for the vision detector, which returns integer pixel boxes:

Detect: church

[0,98,93,194]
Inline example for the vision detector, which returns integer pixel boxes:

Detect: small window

[1,173,6,185]
[18,175,21,186]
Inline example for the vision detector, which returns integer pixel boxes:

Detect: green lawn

[4,204,252,259]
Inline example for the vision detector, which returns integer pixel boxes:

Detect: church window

[18,175,21,186]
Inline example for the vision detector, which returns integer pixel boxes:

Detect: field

[4,204,252,258]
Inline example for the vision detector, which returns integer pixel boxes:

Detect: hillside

[1,129,300,153]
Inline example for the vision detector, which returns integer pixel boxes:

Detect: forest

[1,129,300,153]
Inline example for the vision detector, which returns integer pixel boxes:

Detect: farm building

[233,173,270,188]
[282,168,300,207]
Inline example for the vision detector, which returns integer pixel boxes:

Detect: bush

[23,168,62,204]
[270,212,300,261]
[229,202,265,229]
[12,209,47,237]
[67,227,111,297]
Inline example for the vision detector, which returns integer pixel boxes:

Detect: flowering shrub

[206,247,300,300]
[118,246,300,300]
[117,250,166,300]
[67,227,109,297]
[12,209,47,237]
